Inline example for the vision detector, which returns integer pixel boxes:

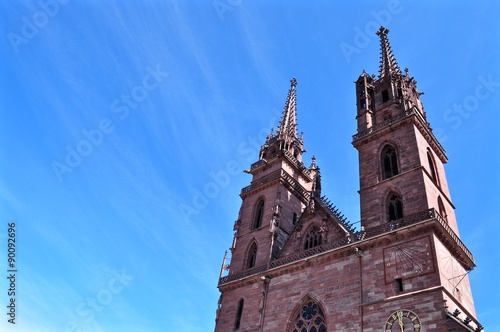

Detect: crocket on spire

[376,27,402,79]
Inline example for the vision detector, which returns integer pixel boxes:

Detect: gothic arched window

[253,199,264,229]
[427,150,439,185]
[381,145,399,179]
[388,193,403,221]
[246,242,257,269]
[304,226,322,250]
[438,196,447,223]
[292,300,327,332]
[234,298,244,330]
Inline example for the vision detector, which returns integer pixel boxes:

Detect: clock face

[384,236,434,283]
[384,309,422,332]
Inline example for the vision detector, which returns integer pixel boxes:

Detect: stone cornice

[218,208,474,291]
[352,107,447,163]
[240,169,310,203]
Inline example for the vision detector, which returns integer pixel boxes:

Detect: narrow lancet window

[388,193,403,221]
[427,150,438,184]
[438,196,447,222]
[234,299,244,330]
[246,243,257,269]
[381,145,399,179]
[253,200,264,229]
[382,89,389,102]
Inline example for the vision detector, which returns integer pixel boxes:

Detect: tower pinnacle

[376,26,402,79]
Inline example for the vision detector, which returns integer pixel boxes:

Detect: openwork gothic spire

[278,78,299,140]
[376,27,402,79]
[260,78,304,163]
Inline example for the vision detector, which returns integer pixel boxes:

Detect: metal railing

[218,208,474,286]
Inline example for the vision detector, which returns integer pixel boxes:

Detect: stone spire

[260,78,304,163]
[376,27,402,79]
[277,78,299,140]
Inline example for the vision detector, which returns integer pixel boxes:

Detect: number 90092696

[7,222,16,269]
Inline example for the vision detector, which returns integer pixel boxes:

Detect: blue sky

[1,0,499,331]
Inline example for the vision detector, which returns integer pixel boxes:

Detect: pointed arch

[289,296,327,332]
[244,240,258,269]
[427,148,439,185]
[437,196,447,223]
[386,190,403,221]
[380,144,399,179]
[252,197,265,229]
[234,298,244,330]
[304,225,322,250]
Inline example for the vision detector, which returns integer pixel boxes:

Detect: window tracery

[291,300,327,332]
[388,193,403,221]
[381,145,399,179]
[304,226,322,250]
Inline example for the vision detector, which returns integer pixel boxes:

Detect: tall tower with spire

[214,27,482,332]
[352,26,480,332]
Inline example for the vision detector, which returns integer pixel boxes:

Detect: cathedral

[214,27,482,332]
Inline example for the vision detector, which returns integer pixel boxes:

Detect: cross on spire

[376,26,402,79]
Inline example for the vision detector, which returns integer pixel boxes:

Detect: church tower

[352,26,481,331]
[215,27,482,332]
[223,77,313,282]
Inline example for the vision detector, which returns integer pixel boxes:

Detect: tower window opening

[381,145,399,179]
[304,226,322,250]
[293,212,298,225]
[396,278,403,292]
[253,200,264,229]
[397,87,403,98]
[359,98,365,109]
[427,150,438,185]
[388,194,403,221]
[234,299,244,330]
[438,196,447,223]
[382,89,389,102]
[246,243,257,269]
[368,88,375,109]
